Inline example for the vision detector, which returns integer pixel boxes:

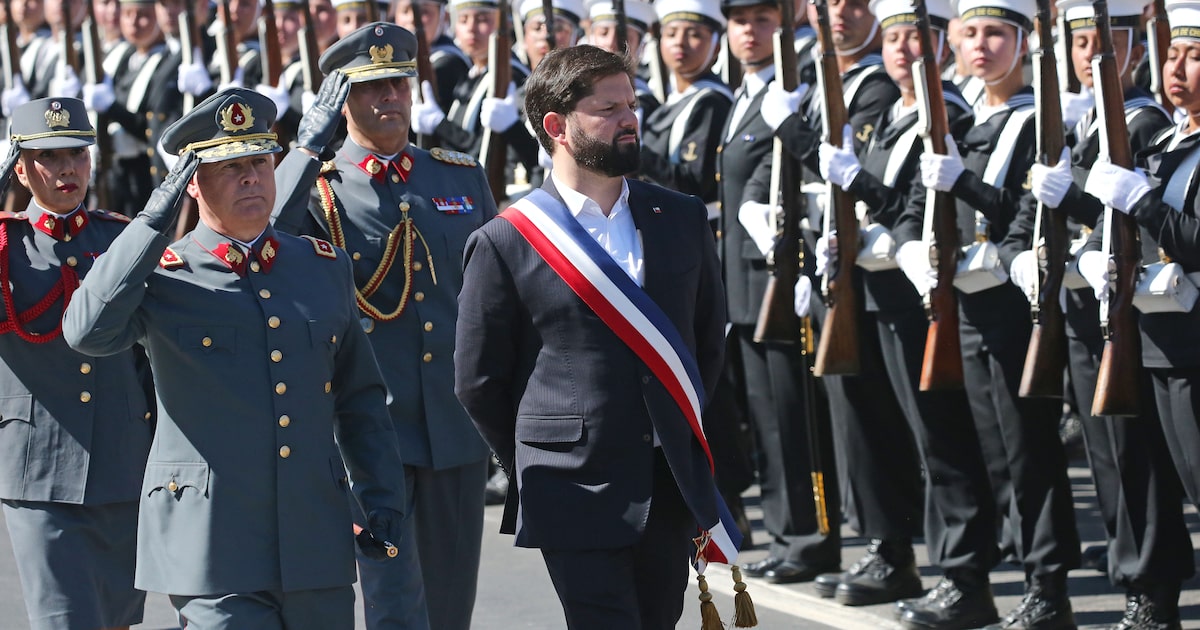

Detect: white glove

[1084,161,1152,213]
[109,125,141,158]
[1077,249,1110,300]
[819,125,862,191]
[1060,89,1094,129]
[794,275,812,318]
[83,79,116,114]
[301,90,316,114]
[814,232,837,277]
[760,81,808,132]
[635,106,644,132]
[217,67,244,91]
[737,201,777,257]
[1,75,29,117]
[411,81,445,135]
[1030,147,1073,208]
[50,64,81,98]
[255,82,291,117]
[919,135,965,192]
[177,50,213,96]
[481,85,520,132]
[897,240,937,296]
[537,144,554,170]
[1009,249,1038,303]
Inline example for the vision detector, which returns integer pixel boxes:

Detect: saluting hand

[295,70,350,160]
[136,151,200,234]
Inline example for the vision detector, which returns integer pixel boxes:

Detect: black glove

[357,508,403,560]
[0,140,21,201]
[295,70,350,161]
[135,150,199,234]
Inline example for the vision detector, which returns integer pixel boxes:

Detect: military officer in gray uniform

[273,22,497,630]
[0,97,151,630]
[61,87,410,630]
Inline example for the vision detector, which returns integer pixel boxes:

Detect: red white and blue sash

[500,187,741,571]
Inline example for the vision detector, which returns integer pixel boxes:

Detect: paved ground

[0,457,1193,628]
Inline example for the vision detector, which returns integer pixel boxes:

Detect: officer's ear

[186,171,202,200]
[13,154,27,189]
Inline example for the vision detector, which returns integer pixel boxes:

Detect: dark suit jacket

[454,177,726,550]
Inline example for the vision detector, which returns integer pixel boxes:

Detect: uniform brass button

[412,261,423,272]
[250,261,261,273]
[270,350,282,362]
[80,391,91,403]
[279,415,290,427]
[423,322,433,332]
[259,289,271,299]
[268,316,281,328]
[715,172,721,182]
[641,375,650,384]
[147,147,155,156]
[330,335,337,344]
[145,111,154,120]
[324,381,332,393]
[63,234,71,242]
[158,113,166,122]
[399,201,410,211]
[279,445,291,458]
[643,434,652,443]
[202,336,213,347]
[391,173,401,183]
[79,362,91,374]
[352,252,362,260]
[414,292,425,302]
[422,352,432,363]
[144,412,151,420]
[167,481,178,492]
[150,166,159,176]
[275,382,287,395]
[66,256,77,267]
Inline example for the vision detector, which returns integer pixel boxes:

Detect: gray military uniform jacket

[62,218,407,596]
[274,141,497,470]
[0,203,152,505]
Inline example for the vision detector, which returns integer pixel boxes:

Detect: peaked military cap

[319,22,418,83]
[10,98,96,149]
[160,88,281,162]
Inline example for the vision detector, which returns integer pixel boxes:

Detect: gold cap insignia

[219,102,255,132]
[369,44,394,65]
[44,101,69,129]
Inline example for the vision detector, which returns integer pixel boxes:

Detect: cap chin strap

[837,20,879,57]
[1117,28,1134,78]
[985,28,1023,86]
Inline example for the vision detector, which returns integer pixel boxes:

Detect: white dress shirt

[725,65,777,141]
[553,173,645,287]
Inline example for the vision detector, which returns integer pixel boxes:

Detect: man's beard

[570,126,641,177]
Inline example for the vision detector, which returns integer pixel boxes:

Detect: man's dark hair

[523,45,635,153]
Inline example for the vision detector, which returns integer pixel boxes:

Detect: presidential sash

[500,188,741,571]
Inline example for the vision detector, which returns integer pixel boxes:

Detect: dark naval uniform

[272,23,498,630]
[0,97,151,630]
[640,71,732,204]
[102,41,170,216]
[433,55,531,158]
[63,87,408,629]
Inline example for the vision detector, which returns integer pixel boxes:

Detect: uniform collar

[344,138,415,184]
[190,221,280,275]
[28,203,88,241]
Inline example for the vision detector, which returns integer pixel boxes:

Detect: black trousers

[876,306,999,573]
[540,451,693,630]
[960,312,1080,578]
[733,324,841,567]
[1071,335,1193,588]
[1152,367,1200,510]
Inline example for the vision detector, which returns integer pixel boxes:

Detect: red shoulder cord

[0,221,80,343]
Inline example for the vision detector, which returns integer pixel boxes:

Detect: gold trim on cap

[11,130,97,142]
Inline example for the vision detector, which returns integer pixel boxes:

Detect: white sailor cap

[869,0,954,30]
[588,0,657,31]
[1167,0,1200,40]
[331,0,390,10]
[1058,0,1148,30]
[656,0,727,31]
[519,0,586,23]
[953,0,1036,31]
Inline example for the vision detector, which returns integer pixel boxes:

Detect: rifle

[480,0,511,205]
[722,34,743,92]
[1147,0,1173,115]
[612,0,627,54]
[60,0,80,74]
[1056,8,1080,93]
[800,316,830,535]
[751,0,801,344]
[216,0,239,85]
[179,0,203,112]
[298,0,323,94]
[1019,0,1069,398]
[1,0,19,94]
[406,0,438,147]
[810,0,860,376]
[259,0,283,87]
[365,0,379,22]
[80,0,110,209]
[1090,0,1140,417]
[913,0,963,390]
[541,0,555,51]
[646,22,669,103]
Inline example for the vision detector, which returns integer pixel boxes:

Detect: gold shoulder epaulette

[91,209,132,223]
[301,235,338,259]
[320,160,339,174]
[430,147,477,167]
[159,247,184,269]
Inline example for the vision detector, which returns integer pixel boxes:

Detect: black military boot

[900,569,999,630]
[835,539,924,606]
[986,572,1076,630]
[1111,583,1183,630]
[813,571,843,598]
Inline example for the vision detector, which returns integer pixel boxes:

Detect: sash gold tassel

[731,566,758,627]
[698,574,724,630]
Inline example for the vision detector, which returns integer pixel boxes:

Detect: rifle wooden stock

[365,0,379,22]
[217,0,239,85]
[612,0,627,54]
[751,0,801,345]
[541,0,555,51]
[913,0,963,390]
[407,0,437,148]
[1019,0,1069,398]
[179,2,202,112]
[1,0,19,91]
[723,35,743,92]
[61,0,80,74]
[298,0,322,94]
[1090,0,1140,417]
[259,0,283,86]
[81,0,109,210]
[1149,0,1173,115]
[810,0,860,376]
[647,22,669,104]
[481,0,511,205]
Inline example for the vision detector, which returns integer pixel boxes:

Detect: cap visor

[18,135,95,150]
[347,67,419,84]
[196,139,283,163]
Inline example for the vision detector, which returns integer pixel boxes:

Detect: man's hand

[50,64,81,98]
[1077,250,1111,300]
[819,125,861,191]
[83,78,116,114]
[1084,161,1151,213]
[295,70,350,160]
[760,81,808,131]
[177,50,214,96]
[135,151,200,234]
[1061,89,1094,129]
[794,275,812,317]
[814,231,838,277]
[897,240,937,296]
[411,81,446,135]
[481,86,519,132]
[1,76,30,117]
[919,135,965,192]
[1030,148,1072,208]
[1009,250,1038,303]
[357,508,404,560]
[737,201,777,257]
